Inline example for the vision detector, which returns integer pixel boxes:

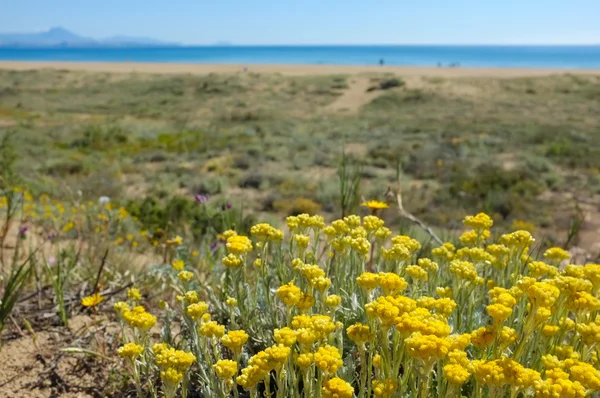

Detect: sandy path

[326,77,381,113]
[1,61,600,77]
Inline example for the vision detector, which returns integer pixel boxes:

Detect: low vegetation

[1,68,600,396]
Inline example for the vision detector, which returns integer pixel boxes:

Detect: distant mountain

[0,27,176,47]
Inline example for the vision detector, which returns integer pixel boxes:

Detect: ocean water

[0,45,599,68]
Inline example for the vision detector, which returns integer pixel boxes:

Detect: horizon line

[2,43,600,47]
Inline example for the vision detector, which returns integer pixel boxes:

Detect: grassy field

[2,68,600,251]
[2,67,600,397]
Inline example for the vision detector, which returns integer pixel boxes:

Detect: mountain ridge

[0,27,177,47]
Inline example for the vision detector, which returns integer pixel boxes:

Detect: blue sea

[1,46,600,69]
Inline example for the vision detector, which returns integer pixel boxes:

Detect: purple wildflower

[18,226,28,239]
[194,194,210,204]
[210,242,218,252]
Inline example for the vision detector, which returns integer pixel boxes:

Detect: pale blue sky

[1,0,599,45]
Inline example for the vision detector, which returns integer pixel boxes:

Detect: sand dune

[1,61,600,77]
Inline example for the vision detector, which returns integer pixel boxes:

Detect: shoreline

[1,61,600,77]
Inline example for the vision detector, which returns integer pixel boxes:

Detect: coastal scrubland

[1,66,600,397]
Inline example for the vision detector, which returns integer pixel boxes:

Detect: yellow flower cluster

[117,342,144,359]
[237,344,291,389]
[286,213,325,231]
[274,327,298,346]
[199,321,226,338]
[463,212,494,231]
[226,235,252,255]
[276,282,303,306]
[346,323,373,345]
[153,343,196,387]
[250,223,284,241]
[122,305,157,331]
[213,359,238,379]
[314,344,343,375]
[405,332,451,362]
[221,330,249,352]
[322,377,354,398]
[186,301,209,319]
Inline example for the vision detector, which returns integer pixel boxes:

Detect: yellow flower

[373,354,382,368]
[444,364,471,385]
[568,361,600,390]
[528,261,559,278]
[471,326,496,348]
[250,223,284,241]
[123,307,157,331]
[500,230,534,249]
[377,272,408,294]
[543,247,570,263]
[486,304,513,326]
[470,359,507,386]
[322,377,354,398]
[167,235,183,246]
[296,293,315,311]
[350,237,371,256]
[127,288,142,301]
[186,302,209,320]
[432,242,455,262]
[325,294,342,309]
[391,235,422,253]
[276,282,302,306]
[449,260,479,282]
[117,342,144,359]
[534,376,586,398]
[362,200,389,210]
[346,323,373,345]
[542,324,560,337]
[274,327,297,346]
[177,270,194,282]
[199,321,225,338]
[463,212,493,231]
[213,359,238,379]
[226,297,238,307]
[161,367,183,385]
[343,215,361,228]
[226,235,252,255]
[363,215,385,231]
[171,259,185,271]
[114,301,130,314]
[294,234,310,249]
[299,263,326,280]
[418,258,439,273]
[526,282,560,308]
[263,344,291,372]
[221,330,249,352]
[310,276,332,293]
[295,352,313,369]
[375,227,392,240]
[459,230,479,246]
[406,265,428,281]
[366,295,416,326]
[405,332,451,362]
[356,272,380,291]
[222,253,243,268]
[314,345,343,375]
[372,379,398,397]
[184,291,199,303]
[81,292,104,307]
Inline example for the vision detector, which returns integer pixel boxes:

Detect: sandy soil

[1,61,600,77]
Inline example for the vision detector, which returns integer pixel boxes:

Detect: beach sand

[1,61,600,77]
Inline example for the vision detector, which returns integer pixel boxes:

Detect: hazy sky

[1,0,599,45]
